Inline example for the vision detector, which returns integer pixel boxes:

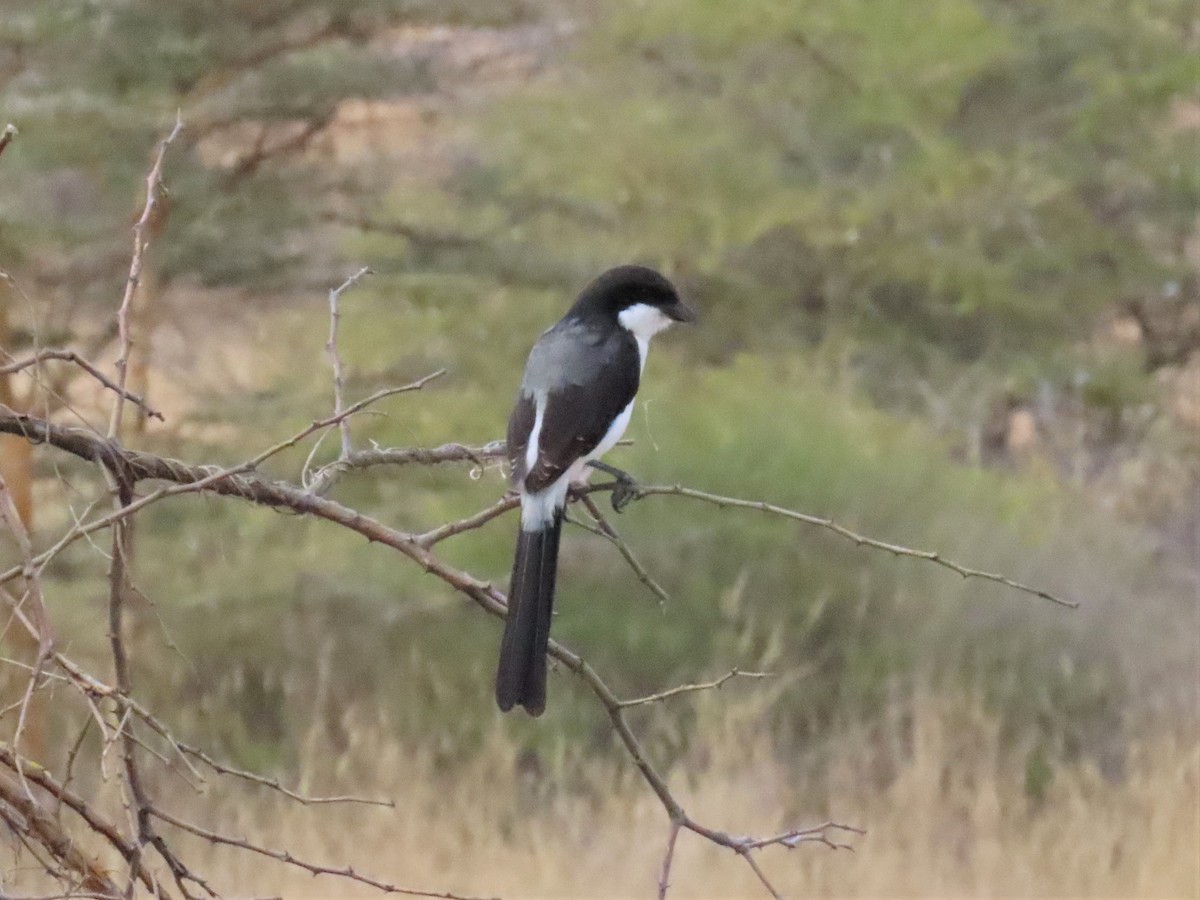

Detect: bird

[495,264,696,716]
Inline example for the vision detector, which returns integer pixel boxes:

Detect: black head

[567,264,697,324]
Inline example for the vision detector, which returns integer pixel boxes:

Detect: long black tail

[495,511,562,716]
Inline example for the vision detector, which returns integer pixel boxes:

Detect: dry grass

[3,691,1197,898]
[10,690,1192,900]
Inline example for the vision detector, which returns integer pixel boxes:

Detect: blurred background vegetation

[1,0,1197,894]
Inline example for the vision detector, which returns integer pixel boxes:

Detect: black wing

[507,329,640,493]
[507,391,537,488]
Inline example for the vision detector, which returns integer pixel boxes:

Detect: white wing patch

[524,391,546,478]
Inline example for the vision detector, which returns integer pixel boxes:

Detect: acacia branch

[572,493,669,605]
[150,806,496,900]
[108,114,183,439]
[176,740,393,808]
[0,409,864,893]
[0,348,163,420]
[325,267,372,461]
[0,371,443,588]
[0,768,123,897]
[631,484,1079,609]
[619,668,770,709]
[0,744,156,892]
[416,495,518,547]
[0,473,54,800]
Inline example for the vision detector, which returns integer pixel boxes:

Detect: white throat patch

[618,303,674,373]
[618,303,674,340]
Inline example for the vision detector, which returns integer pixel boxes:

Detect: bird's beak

[666,300,697,324]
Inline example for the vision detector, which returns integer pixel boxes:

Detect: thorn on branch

[177,740,394,808]
[0,348,164,420]
[627,484,1079,609]
[0,123,17,158]
[108,113,183,440]
[569,493,669,606]
[618,668,771,709]
[150,805,496,900]
[325,266,373,463]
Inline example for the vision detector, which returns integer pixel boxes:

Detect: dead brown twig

[325,266,373,460]
[175,740,394,808]
[571,493,670,605]
[0,348,163,420]
[0,409,866,896]
[630,484,1078,609]
[108,114,183,440]
[619,668,770,709]
[0,767,123,896]
[0,743,157,893]
[150,805,498,900]
[0,473,54,803]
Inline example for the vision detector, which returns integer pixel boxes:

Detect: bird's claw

[610,474,641,513]
[587,460,641,513]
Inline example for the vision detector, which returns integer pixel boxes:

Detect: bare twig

[307,440,507,495]
[0,768,123,896]
[619,668,770,709]
[5,409,1041,895]
[657,816,682,900]
[150,806,498,900]
[177,741,394,808]
[0,474,52,657]
[0,743,157,892]
[108,114,182,439]
[0,349,163,420]
[416,494,518,547]
[739,821,866,852]
[343,441,506,470]
[0,371,444,586]
[102,466,152,892]
[0,472,54,799]
[740,850,783,900]
[631,484,1079,608]
[0,123,15,158]
[325,266,372,461]
[574,493,670,605]
[103,461,215,900]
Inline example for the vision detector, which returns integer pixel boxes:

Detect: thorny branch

[325,266,373,461]
[150,806,498,900]
[0,766,122,896]
[108,115,182,440]
[570,493,670,605]
[103,461,214,899]
[619,668,770,709]
[0,242,1076,898]
[0,348,163,421]
[0,395,1073,895]
[174,739,394,808]
[630,484,1079,609]
[0,743,156,893]
[0,405,878,896]
[0,473,53,802]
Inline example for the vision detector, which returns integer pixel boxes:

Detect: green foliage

[379,0,1196,388]
[0,0,532,309]
[8,0,1195,777]
[37,290,1163,768]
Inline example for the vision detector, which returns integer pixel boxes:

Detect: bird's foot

[587,460,642,513]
